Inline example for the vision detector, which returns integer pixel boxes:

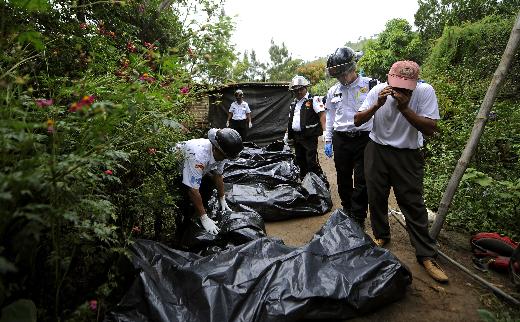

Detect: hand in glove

[226,121,230,127]
[324,142,333,158]
[249,122,253,129]
[200,214,220,235]
[219,197,232,213]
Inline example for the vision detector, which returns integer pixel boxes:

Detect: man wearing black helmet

[176,128,243,235]
[324,47,376,229]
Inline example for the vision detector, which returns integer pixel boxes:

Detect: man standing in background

[285,75,327,179]
[226,89,252,141]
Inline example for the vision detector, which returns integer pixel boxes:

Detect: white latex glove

[226,121,230,127]
[219,197,232,212]
[249,122,253,129]
[200,214,220,235]
[283,132,288,144]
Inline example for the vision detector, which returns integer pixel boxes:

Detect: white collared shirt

[291,93,325,132]
[324,76,373,141]
[359,82,440,149]
[176,139,224,189]
[229,101,251,120]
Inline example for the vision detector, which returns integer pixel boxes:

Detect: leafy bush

[1,0,236,320]
[422,15,520,238]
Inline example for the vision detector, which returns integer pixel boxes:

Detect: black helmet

[208,128,243,159]
[326,47,356,77]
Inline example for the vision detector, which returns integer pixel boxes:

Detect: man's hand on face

[390,87,413,111]
[376,86,393,108]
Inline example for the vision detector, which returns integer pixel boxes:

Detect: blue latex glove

[324,142,333,158]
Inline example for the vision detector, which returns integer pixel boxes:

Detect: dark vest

[288,94,322,139]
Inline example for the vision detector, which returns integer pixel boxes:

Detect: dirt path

[265,141,515,321]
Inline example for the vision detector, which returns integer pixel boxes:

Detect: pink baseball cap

[387,60,420,90]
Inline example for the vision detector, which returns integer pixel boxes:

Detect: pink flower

[147,148,157,155]
[35,99,54,107]
[104,170,113,175]
[138,73,155,83]
[132,226,141,234]
[138,4,145,13]
[180,86,189,95]
[79,23,88,30]
[88,299,97,311]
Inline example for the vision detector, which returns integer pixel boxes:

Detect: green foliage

[266,40,303,82]
[0,299,37,322]
[421,15,520,238]
[231,50,267,81]
[296,59,327,87]
[1,0,235,320]
[415,0,520,41]
[358,19,427,80]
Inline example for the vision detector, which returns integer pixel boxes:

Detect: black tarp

[221,144,332,221]
[106,209,412,322]
[208,83,293,146]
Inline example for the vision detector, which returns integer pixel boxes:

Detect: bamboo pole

[430,11,520,239]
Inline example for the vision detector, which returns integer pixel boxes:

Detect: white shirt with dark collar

[291,93,325,132]
[324,76,373,141]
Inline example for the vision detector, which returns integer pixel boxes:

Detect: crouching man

[176,128,243,235]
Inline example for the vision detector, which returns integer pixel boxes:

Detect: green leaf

[0,299,37,322]
[17,31,45,51]
[474,176,493,187]
[477,309,496,322]
[0,257,17,274]
[9,0,50,12]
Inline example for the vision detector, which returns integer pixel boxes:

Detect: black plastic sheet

[178,210,266,255]
[225,172,332,221]
[106,209,412,322]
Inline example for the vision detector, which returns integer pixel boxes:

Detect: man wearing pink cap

[354,61,448,283]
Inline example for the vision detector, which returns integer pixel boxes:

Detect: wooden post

[430,11,520,239]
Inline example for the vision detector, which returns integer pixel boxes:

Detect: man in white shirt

[285,75,326,179]
[354,60,448,283]
[324,47,377,228]
[176,128,243,235]
[226,89,252,141]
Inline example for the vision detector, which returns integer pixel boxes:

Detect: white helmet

[289,75,310,91]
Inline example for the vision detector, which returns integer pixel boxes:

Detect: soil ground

[265,141,519,321]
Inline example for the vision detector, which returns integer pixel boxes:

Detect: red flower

[132,226,141,234]
[88,299,97,311]
[187,47,195,58]
[35,99,54,107]
[126,42,136,53]
[79,23,88,30]
[104,169,113,175]
[69,95,95,112]
[180,86,189,94]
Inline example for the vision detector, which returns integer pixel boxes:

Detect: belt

[334,130,370,138]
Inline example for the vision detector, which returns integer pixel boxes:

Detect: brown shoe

[374,238,390,247]
[422,258,449,283]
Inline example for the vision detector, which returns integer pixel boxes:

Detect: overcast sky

[223,0,419,62]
